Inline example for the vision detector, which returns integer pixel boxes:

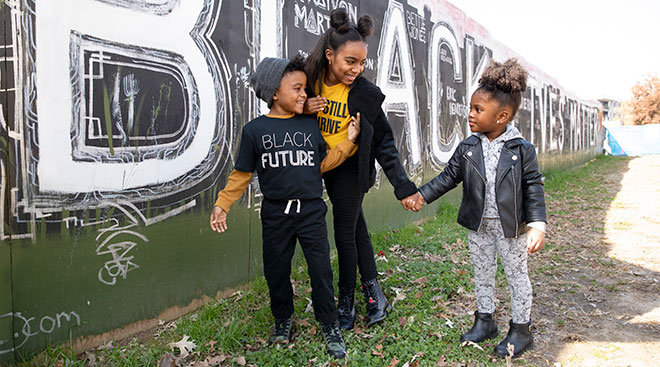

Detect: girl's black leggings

[323,154,378,291]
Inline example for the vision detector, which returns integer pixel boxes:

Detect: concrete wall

[0,0,602,361]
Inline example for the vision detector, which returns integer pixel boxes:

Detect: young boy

[209,55,359,359]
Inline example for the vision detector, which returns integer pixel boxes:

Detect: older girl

[304,9,419,330]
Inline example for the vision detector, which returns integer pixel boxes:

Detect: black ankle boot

[494,320,533,358]
[361,278,392,326]
[337,288,356,330]
[460,311,498,343]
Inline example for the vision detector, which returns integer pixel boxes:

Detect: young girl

[408,59,546,358]
[304,9,419,329]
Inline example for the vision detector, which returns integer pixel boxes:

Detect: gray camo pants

[467,218,532,323]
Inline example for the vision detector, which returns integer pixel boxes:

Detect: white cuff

[527,221,546,233]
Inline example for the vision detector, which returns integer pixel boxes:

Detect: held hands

[209,206,228,233]
[348,113,361,143]
[527,228,545,254]
[304,95,327,114]
[401,192,425,212]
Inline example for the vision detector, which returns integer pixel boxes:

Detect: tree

[620,75,660,125]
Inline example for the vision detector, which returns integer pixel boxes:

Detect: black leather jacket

[418,135,546,238]
[309,76,418,200]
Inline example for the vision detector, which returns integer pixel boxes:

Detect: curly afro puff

[477,58,528,118]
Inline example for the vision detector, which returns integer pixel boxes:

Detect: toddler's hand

[303,96,327,114]
[401,192,424,212]
[210,206,228,233]
[348,113,361,143]
[527,227,545,254]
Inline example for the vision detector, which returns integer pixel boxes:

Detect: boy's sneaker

[321,321,346,359]
[268,317,294,344]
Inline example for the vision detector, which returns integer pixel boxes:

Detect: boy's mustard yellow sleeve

[214,170,253,213]
[320,139,356,173]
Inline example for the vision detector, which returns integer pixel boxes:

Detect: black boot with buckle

[460,311,498,343]
[361,278,392,326]
[337,288,356,330]
[494,320,533,358]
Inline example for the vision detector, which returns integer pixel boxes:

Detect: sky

[445,0,660,102]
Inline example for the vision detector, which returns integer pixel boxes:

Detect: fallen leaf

[236,356,247,366]
[399,317,408,327]
[411,276,428,285]
[460,340,484,351]
[206,355,227,364]
[158,352,179,367]
[388,357,400,367]
[304,297,313,313]
[204,340,217,353]
[392,289,406,306]
[85,353,97,367]
[97,340,113,351]
[372,348,384,358]
[168,335,197,358]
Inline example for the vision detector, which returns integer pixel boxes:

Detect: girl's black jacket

[418,135,547,238]
[313,76,418,200]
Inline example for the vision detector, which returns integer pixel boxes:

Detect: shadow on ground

[522,155,660,366]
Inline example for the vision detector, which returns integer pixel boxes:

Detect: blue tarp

[604,123,660,156]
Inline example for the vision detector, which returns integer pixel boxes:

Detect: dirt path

[526,155,660,367]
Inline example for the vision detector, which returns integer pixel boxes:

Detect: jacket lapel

[496,139,523,188]
[463,137,486,180]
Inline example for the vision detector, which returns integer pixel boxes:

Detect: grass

[17,155,628,367]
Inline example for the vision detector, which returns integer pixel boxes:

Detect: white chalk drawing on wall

[61,200,197,285]
[23,0,232,204]
[0,0,33,241]
[0,0,235,243]
[0,311,81,355]
[428,21,464,167]
[70,32,199,163]
[37,0,218,193]
[95,0,178,15]
[376,0,422,177]
[293,0,358,35]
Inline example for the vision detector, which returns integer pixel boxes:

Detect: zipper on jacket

[464,153,486,184]
[511,165,518,238]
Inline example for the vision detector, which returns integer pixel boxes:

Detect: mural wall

[0,0,601,360]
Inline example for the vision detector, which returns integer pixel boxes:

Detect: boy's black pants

[261,198,337,324]
[323,154,379,291]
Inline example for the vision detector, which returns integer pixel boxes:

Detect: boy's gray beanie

[250,57,290,108]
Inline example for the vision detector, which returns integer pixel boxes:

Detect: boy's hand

[304,96,327,114]
[348,113,361,143]
[527,228,545,254]
[402,192,424,212]
[210,206,228,233]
